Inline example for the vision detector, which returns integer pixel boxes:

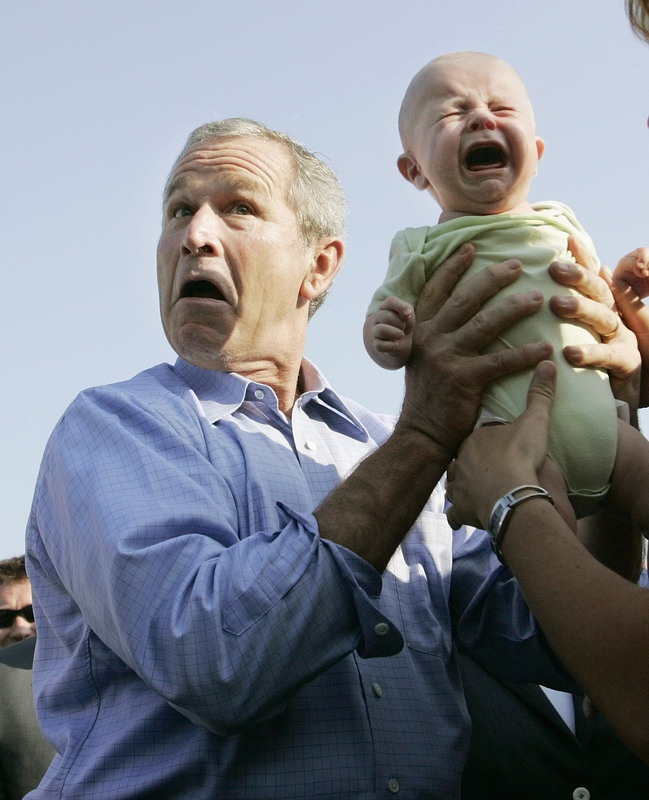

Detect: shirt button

[253,389,265,400]
[374,622,390,636]
[304,440,318,451]
[388,777,400,793]
[573,789,590,800]
[372,682,383,697]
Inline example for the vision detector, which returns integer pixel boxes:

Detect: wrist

[392,415,456,474]
[488,485,555,563]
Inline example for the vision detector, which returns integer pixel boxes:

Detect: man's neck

[234,357,304,415]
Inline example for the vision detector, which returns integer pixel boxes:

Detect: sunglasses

[0,605,34,628]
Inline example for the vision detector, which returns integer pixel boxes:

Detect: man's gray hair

[165,118,346,316]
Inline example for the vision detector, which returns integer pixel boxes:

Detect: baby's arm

[613,247,649,299]
[363,296,415,370]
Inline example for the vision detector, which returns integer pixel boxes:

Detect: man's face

[157,136,319,373]
[401,57,544,215]
[0,580,35,647]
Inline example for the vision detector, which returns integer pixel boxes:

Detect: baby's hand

[613,247,649,299]
[368,297,415,369]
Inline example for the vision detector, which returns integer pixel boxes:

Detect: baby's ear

[536,137,545,161]
[397,152,430,191]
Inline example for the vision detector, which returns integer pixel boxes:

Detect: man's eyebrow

[163,173,266,204]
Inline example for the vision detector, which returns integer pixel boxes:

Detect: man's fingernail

[537,360,554,378]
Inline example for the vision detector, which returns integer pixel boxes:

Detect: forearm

[338,255,551,571]
[315,421,451,572]
[501,499,649,762]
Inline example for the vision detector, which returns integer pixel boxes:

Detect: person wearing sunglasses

[0,556,53,799]
[0,556,36,648]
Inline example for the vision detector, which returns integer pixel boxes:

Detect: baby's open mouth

[465,144,507,171]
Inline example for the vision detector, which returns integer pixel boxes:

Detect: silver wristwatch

[488,484,555,563]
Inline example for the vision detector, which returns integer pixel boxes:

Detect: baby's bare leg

[606,420,649,533]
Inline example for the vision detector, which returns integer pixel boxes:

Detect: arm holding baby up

[445,359,649,764]
[442,242,649,761]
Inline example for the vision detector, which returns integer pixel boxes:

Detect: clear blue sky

[2,0,647,557]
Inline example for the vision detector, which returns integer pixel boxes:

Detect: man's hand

[398,244,551,459]
[611,250,649,408]
[318,245,550,572]
[446,361,561,531]
[549,235,642,414]
[613,248,649,299]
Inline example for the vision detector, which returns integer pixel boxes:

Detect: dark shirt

[458,651,649,799]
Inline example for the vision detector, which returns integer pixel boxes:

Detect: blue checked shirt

[26,358,567,799]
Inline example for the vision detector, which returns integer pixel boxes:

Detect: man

[0,557,54,800]
[25,119,634,798]
[0,556,36,648]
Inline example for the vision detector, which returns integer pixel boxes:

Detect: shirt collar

[171,357,369,441]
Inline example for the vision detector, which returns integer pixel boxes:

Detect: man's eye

[172,205,193,219]
[232,203,253,215]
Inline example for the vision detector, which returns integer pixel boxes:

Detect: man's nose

[181,205,223,256]
[468,108,497,131]
[10,615,36,642]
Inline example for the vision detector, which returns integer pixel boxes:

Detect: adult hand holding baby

[399,242,550,459]
[550,235,644,414]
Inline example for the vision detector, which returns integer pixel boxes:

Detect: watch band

[488,484,555,563]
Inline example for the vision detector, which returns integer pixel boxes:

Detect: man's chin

[172,327,232,372]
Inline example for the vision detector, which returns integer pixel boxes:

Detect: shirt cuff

[277,502,404,658]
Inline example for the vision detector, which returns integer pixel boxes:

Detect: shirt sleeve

[28,385,403,736]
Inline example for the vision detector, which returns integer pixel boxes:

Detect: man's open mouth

[181,280,226,302]
[464,143,507,171]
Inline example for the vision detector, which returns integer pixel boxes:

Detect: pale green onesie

[367,201,617,516]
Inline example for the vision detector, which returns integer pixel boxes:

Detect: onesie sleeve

[366,227,431,315]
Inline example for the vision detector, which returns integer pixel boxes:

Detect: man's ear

[300,237,345,303]
[536,137,545,161]
[397,152,430,191]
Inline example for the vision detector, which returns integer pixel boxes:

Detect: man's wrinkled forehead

[163,136,293,204]
[164,170,264,205]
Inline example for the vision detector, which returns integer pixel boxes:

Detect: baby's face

[401,56,544,216]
